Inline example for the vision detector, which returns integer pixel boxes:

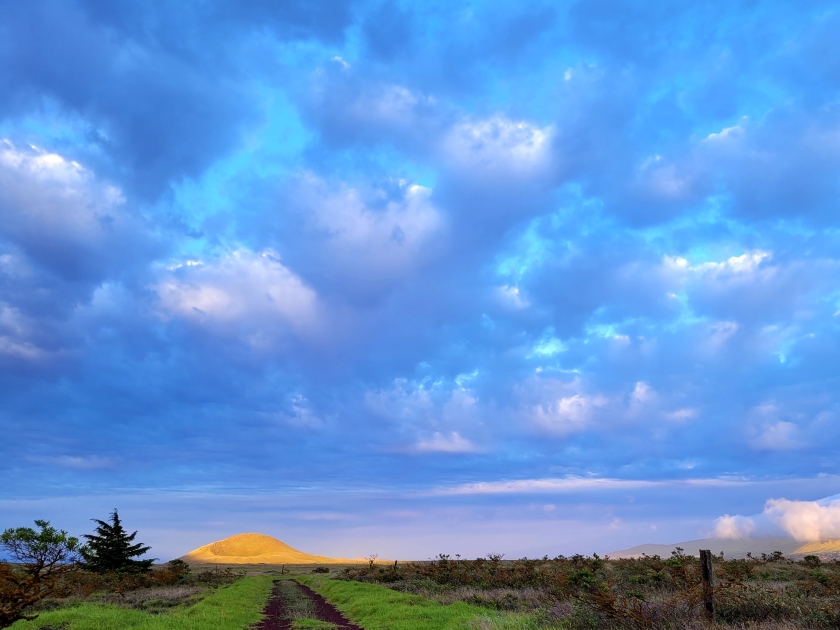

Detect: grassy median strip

[295,575,535,630]
[11,575,273,630]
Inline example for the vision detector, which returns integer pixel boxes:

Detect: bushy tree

[0,520,82,628]
[81,509,154,574]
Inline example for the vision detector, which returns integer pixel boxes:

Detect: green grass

[296,576,535,630]
[11,576,273,630]
[291,620,338,629]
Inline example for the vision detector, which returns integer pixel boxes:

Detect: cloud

[442,116,555,183]
[712,494,840,542]
[280,175,445,300]
[713,515,756,539]
[0,140,151,282]
[764,499,840,542]
[437,476,759,496]
[750,421,803,451]
[155,249,320,342]
[532,393,607,436]
[413,431,479,454]
[6,0,840,557]
[765,498,840,542]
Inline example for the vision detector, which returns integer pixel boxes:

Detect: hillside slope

[608,537,801,559]
[181,532,359,565]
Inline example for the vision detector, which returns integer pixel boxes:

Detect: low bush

[339,550,840,629]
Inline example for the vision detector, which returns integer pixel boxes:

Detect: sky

[3,0,840,562]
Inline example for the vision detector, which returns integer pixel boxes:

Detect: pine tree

[80,509,154,573]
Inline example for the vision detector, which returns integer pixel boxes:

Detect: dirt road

[253,579,363,630]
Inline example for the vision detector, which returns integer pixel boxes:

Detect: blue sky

[4,0,840,560]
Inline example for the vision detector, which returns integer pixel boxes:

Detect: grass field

[296,575,535,630]
[7,570,534,630]
[10,551,840,629]
[339,551,840,629]
[10,575,273,630]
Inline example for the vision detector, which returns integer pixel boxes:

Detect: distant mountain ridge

[793,540,840,556]
[608,537,803,559]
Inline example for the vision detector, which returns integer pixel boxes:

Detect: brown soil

[254,580,363,630]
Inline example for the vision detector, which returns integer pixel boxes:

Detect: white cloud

[413,431,479,454]
[635,156,694,202]
[764,498,840,542]
[532,393,607,435]
[750,420,803,451]
[663,251,772,277]
[436,476,759,496]
[666,408,699,422]
[365,379,435,424]
[442,116,554,181]
[0,140,134,270]
[704,123,745,143]
[496,285,530,310]
[292,176,444,292]
[367,380,481,452]
[315,81,437,142]
[0,304,46,360]
[713,514,756,539]
[697,251,772,276]
[276,395,325,430]
[712,494,840,542]
[629,381,656,405]
[520,377,606,436]
[156,249,319,341]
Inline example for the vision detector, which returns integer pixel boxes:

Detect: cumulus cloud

[518,377,694,438]
[764,498,840,542]
[0,304,47,361]
[366,380,481,450]
[714,514,756,539]
[713,496,840,542]
[532,393,607,435]
[156,249,320,342]
[442,116,555,182]
[0,140,149,281]
[303,75,445,150]
[284,175,445,298]
[750,421,803,451]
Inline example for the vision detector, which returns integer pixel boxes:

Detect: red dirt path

[253,579,364,630]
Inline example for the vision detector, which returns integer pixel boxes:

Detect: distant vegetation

[339,548,840,628]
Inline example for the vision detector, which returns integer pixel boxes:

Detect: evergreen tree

[80,509,154,573]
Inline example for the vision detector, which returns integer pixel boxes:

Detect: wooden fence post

[699,549,715,620]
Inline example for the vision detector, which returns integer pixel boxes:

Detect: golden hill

[793,540,840,555]
[181,533,358,565]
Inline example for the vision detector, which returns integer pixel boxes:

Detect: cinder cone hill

[793,540,840,555]
[181,533,356,565]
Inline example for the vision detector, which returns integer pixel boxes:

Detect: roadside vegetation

[2,513,261,630]
[10,574,272,630]
[296,575,527,630]
[338,549,840,629]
